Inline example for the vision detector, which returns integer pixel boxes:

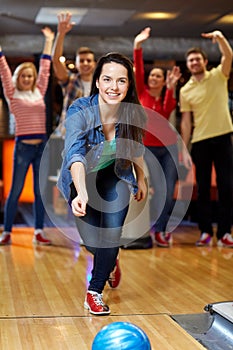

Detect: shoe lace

[92,293,104,306]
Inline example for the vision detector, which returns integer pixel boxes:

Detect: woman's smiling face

[96,62,129,105]
[148,67,165,90]
[18,68,35,91]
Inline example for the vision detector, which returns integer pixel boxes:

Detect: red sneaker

[33,230,52,245]
[84,291,110,315]
[217,233,233,248]
[165,232,173,246]
[108,258,121,288]
[155,232,169,247]
[196,233,212,247]
[0,232,11,245]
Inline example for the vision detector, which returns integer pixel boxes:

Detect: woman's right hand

[71,193,88,217]
[166,66,181,90]
[134,27,151,49]
[41,26,55,41]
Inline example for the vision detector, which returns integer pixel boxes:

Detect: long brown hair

[90,52,147,166]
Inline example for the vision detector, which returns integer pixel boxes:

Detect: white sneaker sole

[84,301,110,315]
[217,241,233,248]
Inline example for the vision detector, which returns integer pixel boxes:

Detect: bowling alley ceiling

[0,0,233,39]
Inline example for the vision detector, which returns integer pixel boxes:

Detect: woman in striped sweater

[0,27,54,245]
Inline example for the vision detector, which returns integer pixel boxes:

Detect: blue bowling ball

[92,321,151,350]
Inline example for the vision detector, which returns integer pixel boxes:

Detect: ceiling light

[35,7,87,24]
[35,7,135,27]
[134,12,178,20]
[217,13,233,24]
[80,9,135,26]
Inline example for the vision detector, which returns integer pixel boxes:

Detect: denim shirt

[57,94,145,201]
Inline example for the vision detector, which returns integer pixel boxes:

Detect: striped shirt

[0,52,51,139]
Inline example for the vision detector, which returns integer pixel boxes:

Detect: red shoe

[196,233,212,247]
[108,258,121,288]
[84,291,110,315]
[155,232,169,247]
[217,233,233,248]
[0,232,11,245]
[165,232,173,246]
[33,230,52,245]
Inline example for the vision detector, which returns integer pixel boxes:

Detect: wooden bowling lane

[0,315,205,349]
[0,226,232,349]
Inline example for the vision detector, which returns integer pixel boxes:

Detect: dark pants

[191,133,233,239]
[4,140,46,232]
[73,163,130,294]
[144,144,178,232]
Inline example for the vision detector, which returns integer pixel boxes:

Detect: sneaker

[155,232,169,247]
[196,233,213,247]
[0,231,11,245]
[84,291,110,315]
[33,229,52,245]
[165,232,173,246]
[217,233,233,248]
[108,258,121,288]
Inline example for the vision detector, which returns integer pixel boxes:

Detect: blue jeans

[191,133,233,239]
[4,140,46,232]
[72,162,130,294]
[145,144,178,232]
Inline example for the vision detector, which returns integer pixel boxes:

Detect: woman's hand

[166,66,181,90]
[71,193,88,217]
[70,162,87,216]
[41,26,55,41]
[134,178,147,202]
[134,27,151,49]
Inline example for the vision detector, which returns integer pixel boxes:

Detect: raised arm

[35,27,54,97]
[41,26,54,55]
[201,30,233,77]
[133,27,151,49]
[52,12,75,83]
[166,66,181,91]
[0,44,15,99]
[133,27,151,94]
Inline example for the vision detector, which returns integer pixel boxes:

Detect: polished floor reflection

[0,224,232,349]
